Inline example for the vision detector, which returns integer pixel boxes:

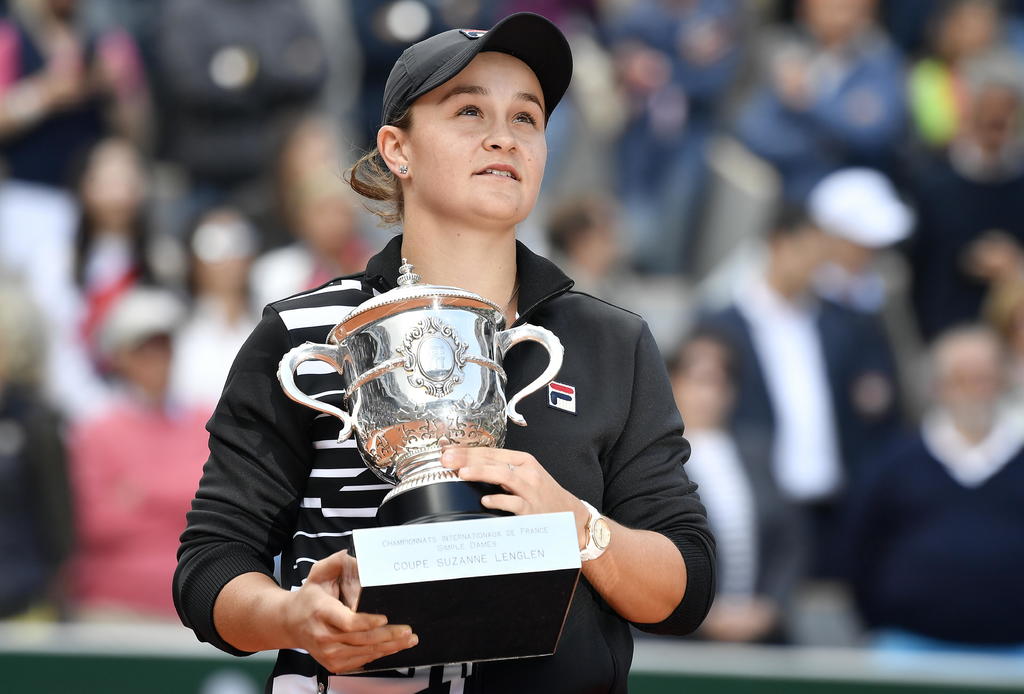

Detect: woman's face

[397,51,547,230]
[81,139,146,231]
[671,339,735,432]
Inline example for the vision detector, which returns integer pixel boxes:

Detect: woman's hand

[440,447,589,546]
[440,446,687,625]
[283,550,419,673]
[214,555,418,674]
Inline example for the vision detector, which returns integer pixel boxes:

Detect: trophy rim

[332,292,505,341]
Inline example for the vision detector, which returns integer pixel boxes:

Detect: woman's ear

[378,125,410,177]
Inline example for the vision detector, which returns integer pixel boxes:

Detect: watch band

[579,499,609,561]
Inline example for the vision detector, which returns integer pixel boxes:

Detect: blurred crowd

[3,0,1024,661]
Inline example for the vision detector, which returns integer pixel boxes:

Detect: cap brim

[405,13,573,123]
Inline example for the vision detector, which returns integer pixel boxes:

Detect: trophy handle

[496,324,564,426]
[277,342,354,442]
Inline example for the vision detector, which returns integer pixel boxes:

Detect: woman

[668,329,804,644]
[170,207,260,411]
[174,13,714,694]
[250,115,372,310]
[71,137,154,357]
[46,136,153,421]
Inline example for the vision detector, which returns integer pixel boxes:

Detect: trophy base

[377,477,511,526]
[343,513,582,672]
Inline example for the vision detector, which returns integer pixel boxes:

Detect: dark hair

[766,201,815,240]
[70,139,154,288]
[345,108,413,226]
[546,196,610,254]
[666,326,739,383]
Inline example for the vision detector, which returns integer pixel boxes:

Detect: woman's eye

[457,105,481,117]
[513,112,538,126]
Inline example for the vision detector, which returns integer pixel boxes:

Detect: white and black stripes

[270,277,439,687]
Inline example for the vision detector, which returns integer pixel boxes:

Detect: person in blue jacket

[735,0,907,201]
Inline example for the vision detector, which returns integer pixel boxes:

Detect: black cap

[380,12,573,128]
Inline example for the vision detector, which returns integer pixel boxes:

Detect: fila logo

[460,29,487,39]
[548,382,576,415]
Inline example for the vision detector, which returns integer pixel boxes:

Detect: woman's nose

[483,124,516,151]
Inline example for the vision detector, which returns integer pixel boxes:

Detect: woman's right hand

[283,550,419,674]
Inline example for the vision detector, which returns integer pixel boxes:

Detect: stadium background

[1,0,1024,691]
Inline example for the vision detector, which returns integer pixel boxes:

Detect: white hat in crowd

[97,287,185,358]
[808,168,914,249]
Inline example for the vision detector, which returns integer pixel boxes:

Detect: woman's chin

[468,198,533,228]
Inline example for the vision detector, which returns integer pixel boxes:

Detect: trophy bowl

[278,261,563,525]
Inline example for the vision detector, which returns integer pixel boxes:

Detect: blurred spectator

[251,118,370,309]
[906,50,1024,341]
[736,0,906,201]
[0,279,73,621]
[0,0,149,175]
[292,0,363,149]
[807,167,913,313]
[545,195,628,300]
[347,0,493,145]
[669,328,804,643]
[71,137,155,352]
[155,0,327,230]
[0,0,149,356]
[879,0,943,56]
[497,0,599,27]
[807,167,922,415]
[67,287,208,621]
[251,170,368,310]
[545,193,693,345]
[270,113,343,239]
[908,0,1001,149]
[170,207,259,411]
[697,203,902,576]
[608,0,743,274]
[844,325,1024,653]
[983,258,1024,409]
[36,136,156,422]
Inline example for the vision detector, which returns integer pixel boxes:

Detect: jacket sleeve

[173,307,315,656]
[602,322,716,636]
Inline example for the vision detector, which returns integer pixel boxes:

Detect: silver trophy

[278,260,563,525]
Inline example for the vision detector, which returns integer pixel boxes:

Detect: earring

[398,165,408,175]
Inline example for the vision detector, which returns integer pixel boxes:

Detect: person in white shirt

[171,208,260,411]
[697,202,903,577]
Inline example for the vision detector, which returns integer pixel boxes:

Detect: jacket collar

[365,234,574,322]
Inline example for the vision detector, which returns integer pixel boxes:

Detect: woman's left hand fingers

[443,449,526,491]
[441,446,579,518]
[479,493,525,515]
[441,446,530,471]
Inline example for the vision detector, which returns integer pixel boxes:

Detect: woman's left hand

[440,447,587,541]
[442,447,688,625]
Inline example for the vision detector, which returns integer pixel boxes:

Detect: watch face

[593,518,611,549]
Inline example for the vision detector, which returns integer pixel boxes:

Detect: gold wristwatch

[579,500,611,561]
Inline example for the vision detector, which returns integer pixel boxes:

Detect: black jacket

[174,236,715,693]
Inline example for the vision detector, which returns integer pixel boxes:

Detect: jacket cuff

[632,533,716,636]
[174,542,276,657]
